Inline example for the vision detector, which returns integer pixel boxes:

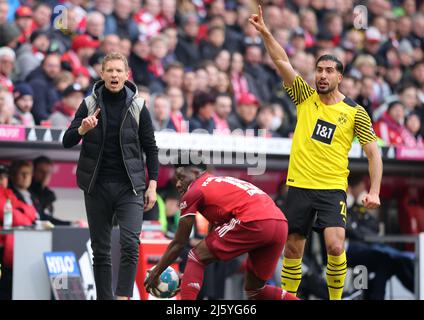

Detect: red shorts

[205,218,288,281]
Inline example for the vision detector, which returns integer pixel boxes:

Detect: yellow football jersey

[284,76,376,191]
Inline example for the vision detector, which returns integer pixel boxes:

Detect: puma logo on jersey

[188,282,201,290]
[179,201,187,210]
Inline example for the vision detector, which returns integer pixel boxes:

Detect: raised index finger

[93,108,101,117]
[258,5,263,19]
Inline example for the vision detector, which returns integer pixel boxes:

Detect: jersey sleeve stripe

[180,213,197,218]
[354,106,377,145]
[283,75,315,106]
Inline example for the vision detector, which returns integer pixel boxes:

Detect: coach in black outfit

[63,52,159,300]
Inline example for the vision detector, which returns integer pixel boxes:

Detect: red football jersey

[179,173,287,224]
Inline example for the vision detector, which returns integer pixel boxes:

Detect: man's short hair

[33,156,53,169]
[9,160,33,177]
[101,52,129,71]
[316,54,344,74]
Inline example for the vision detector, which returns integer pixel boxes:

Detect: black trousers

[0,248,12,300]
[84,181,144,300]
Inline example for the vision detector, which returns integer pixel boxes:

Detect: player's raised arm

[249,5,297,86]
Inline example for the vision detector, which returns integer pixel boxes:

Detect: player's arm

[362,141,382,209]
[354,106,382,209]
[144,215,195,291]
[249,5,296,86]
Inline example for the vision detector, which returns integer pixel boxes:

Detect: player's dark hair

[316,54,344,74]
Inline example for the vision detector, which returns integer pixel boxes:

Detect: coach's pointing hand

[78,108,101,135]
[249,5,269,34]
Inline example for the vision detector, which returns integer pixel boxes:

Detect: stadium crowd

[0,0,423,146]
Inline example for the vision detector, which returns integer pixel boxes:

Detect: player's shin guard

[326,251,347,300]
[281,257,302,296]
[180,249,205,300]
[245,285,300,300]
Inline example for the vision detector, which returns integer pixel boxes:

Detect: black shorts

[285,186,347,237]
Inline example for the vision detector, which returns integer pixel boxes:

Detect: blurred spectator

[165,86,187,133]
[230,52,259,103]
[87,51,104,83]
[93,0,114,16]
[243,44,272,102]
[404,112,424,148]
[214,49,231,73]
[384,64,403,94]
[137,85,151,107]
[323,12,343,46]
[54,71,75,97]
[104,0,139,41]
[357,76,377,120]
[150,93,171,131]
[374,101,408,146]
[273,103,292,138]
[151,61,185,95]
[160,0,177,29]
[202,61,220,92]
[398,84,420,116]
[29,156,72,226]
[26,52,61,124]
[0,1,8,25]
[62,34,100,75]
[13,82,35,126]
[100,34,120,55]
[85,11,106,40]
[199,25,226,61]
[14,6,33,44]
[213,93,232,135]
[194,66,209,92]
[0,23,20,48]
[189,90,216,134]
[175,12,200,68]
[182,70,197,118]
[133,0,162,41]
[216,71,232,95]
[128,37,150,86]
[145,35,172,88]
[31,2,52,32]
[15,29,50,81]
[228,92,259,135]
[162,26,178,66]
[8,160,38,216]
[340,75,361,102]
[0,164,37,300]
[119,37,132,58]
[0,47,15,92]
[0,87,17,125]
[256,104,280,138]
[49,83,84,128]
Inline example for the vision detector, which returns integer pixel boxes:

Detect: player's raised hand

[79,108,101,135]
[362,193,380,209]
[249,5,268,34]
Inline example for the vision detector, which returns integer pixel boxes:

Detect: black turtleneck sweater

[98,87,129,182]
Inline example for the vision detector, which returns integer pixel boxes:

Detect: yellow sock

[326,251,347,300]
[281,257,302,296]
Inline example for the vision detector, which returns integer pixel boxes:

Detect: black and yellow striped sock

[281,257,302,296]
[326,251,347,300]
